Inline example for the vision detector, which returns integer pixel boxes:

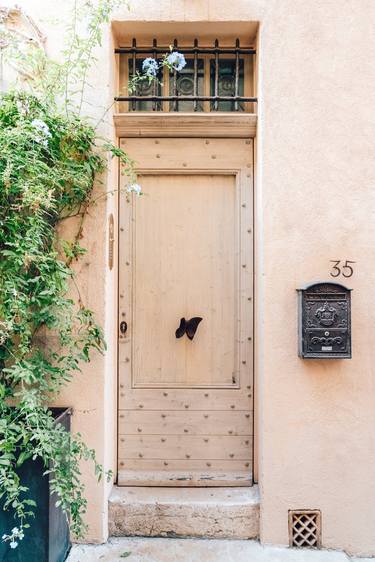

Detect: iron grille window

[115,39,257,112]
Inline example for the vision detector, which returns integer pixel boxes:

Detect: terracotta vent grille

[288,510,321,548]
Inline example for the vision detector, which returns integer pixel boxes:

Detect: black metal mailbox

[298,282,351,359]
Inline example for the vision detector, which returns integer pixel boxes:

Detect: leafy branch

[0,0,134,548]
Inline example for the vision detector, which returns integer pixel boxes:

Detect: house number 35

[330,260,356,278]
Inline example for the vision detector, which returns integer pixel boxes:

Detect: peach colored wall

[256,2,375,556]
[8,0,375,556]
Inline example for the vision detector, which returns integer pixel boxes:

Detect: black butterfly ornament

[175,317,203,340]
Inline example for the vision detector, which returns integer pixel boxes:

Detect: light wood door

[118,138,253,486]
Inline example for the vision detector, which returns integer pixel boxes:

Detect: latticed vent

[288,510,321,548]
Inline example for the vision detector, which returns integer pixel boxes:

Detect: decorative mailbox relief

[298,282,351,359]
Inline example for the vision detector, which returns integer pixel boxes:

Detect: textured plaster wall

[9,0,375,555]
[256,2,375,557]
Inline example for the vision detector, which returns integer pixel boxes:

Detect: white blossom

[31,118,52,147]
[2,525,24,548]
[31,119,51,137]
[166,51,186,72]
[127,183,142,196]
[142,57,159,77]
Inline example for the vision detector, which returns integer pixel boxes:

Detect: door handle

[175,317,203,340]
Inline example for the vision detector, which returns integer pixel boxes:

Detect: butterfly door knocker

[175,317,203,341]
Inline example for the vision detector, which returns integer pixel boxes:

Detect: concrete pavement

[67,537,374,562]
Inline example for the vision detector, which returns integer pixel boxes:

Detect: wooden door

[118,138,253,486]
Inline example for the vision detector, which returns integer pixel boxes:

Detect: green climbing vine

[0,0,136,548]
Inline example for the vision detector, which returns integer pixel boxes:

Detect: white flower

[31,119,51,137]
[37,137,49,148]
[10,541,18,549]
[31,119,51,147]
[142,57,159,77]
[2,534,6,540]
[11,527,18,534]
[127,183,142,196]
[166,51,186,72]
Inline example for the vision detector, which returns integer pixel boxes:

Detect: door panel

[119,436,251,460]
[133,174,238,388]
[119,388,252,410]
[118,138,253,486]
[119,411,253,435]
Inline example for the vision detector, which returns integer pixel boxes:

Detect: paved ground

[67,537,373,562]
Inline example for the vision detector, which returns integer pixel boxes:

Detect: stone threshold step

[109,485,259,539]
[68,537,360,562]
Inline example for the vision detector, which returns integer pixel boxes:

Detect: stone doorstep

[108,485,260,539]
[67,538,364,562]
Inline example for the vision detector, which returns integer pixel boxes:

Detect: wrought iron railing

[114,39,257,112]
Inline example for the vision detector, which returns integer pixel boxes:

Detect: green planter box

[0,408,71,562]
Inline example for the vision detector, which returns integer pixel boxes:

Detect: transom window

[115,39,257,113]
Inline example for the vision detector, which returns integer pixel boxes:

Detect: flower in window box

[142,57,159,77]
[166,51,186,72]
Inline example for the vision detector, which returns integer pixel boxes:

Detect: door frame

[115,113,258,484]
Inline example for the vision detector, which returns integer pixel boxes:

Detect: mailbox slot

[298,282,351,359]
